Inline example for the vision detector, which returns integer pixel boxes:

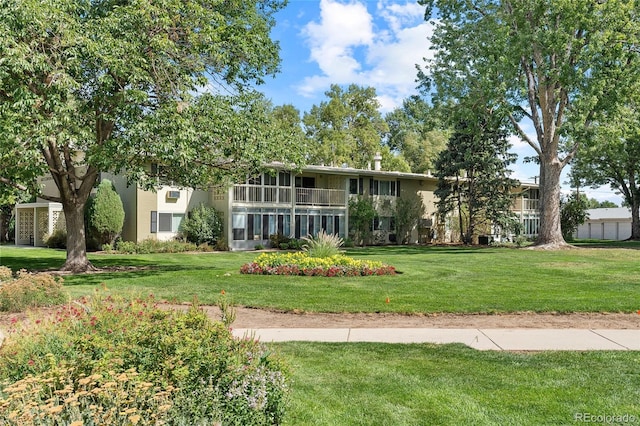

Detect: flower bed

[0,295,288,425]
[240,252,396,277]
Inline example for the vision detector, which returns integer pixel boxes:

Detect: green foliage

[114,238,207,254]
[0,0,296,271]
[435,109,519,244]
[385,96,448,174]
[573,101,640,238]
[560,193,590,241]
[588,199,618,209]
[303,84,388,168]
[420,0,640,245]
[0,295,289,425]
[45,229,67,249]
[348,196,377,246]
[301,230,343,258]
[395,193,426,244]
[179,204,223,246]
[0,268,66,312]
[269,233,292,250]
[86,179,125,247]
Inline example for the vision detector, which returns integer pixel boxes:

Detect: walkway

[232,328,640,351]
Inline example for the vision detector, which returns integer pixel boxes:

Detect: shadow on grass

[62,264,226,287]
[344,245,494,257]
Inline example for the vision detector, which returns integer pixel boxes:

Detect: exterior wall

[226,170,350,250]
[575,220,632,240]
[107,174,138,243]
[14,203,64,246]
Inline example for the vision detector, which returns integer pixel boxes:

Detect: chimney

[373,152,382,171]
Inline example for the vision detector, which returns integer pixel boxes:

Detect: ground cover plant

[0,295,288,425]
[0,267,67,312]
[276,342,640,425]
[1,243,640,313]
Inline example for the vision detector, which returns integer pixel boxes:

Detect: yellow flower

[70,421,83,426]
[129,414,142,424]
[48,405,64,414]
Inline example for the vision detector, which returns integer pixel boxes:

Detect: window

[349,178,359,195]
[264,173,277,186]
[152,212,184,233]
[279,171,291,187]
[159,213,172,232]
[233,214,246,240]
[150,211,157,233]
[371,179,398,196]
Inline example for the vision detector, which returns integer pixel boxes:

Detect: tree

[395,192,426,244]
[420,0,640,248]
[560,193,589,241]
[86,179,124,247]
[303,84,389,169]
[587,199,617,209]
[348,196,377,246]
[0,0,300,271]
[573,101,640,240]
[385,96,448,174]
[434,107,519,244]
[179,204,223,246]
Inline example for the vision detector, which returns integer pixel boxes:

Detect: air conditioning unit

[167,190,181,199]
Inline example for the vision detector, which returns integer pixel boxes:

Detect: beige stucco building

[15,162,539,249]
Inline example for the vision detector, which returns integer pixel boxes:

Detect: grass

[276,342,640,425]
[1,243,640,314]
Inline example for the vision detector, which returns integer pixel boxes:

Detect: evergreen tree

[87,180,124,247]
[435,108,519,244]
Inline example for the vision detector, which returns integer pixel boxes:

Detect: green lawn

[276,342,640,425]
[1,244,640,313]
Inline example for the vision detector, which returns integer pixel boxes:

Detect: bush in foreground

[0,295,288,425]
[240,252,396,277]
[0,267,67,312]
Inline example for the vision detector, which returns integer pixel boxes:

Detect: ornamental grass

[240,252,396,277]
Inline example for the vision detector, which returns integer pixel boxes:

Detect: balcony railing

[522,199,539,211]
[295,187,346,206]
[233,185,345,207]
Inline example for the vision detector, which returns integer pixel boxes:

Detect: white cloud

[296,0,434,111]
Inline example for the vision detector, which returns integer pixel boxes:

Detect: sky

[257,0,622,205]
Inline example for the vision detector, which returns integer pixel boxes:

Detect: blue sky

[257,0,621,204]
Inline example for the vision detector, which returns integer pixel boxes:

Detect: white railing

[233,185,345,207]
[522,199,539,211]
[295,188,346,206]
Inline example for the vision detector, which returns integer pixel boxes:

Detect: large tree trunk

[629,198,640,240]
[534,159,570,248]
[61,200,95,272]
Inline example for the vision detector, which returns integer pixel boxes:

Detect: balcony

[522,199,539,211]
[233,185,346,207]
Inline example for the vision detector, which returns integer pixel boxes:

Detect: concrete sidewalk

[232,328,640,351]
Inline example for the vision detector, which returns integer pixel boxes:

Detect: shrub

[0,295,289,425]
[113,239,202,254]
[269,233,291,249]
[255,244,265,250]
[301,230,343,258]
[179,204,223,246]
[240,252,396,277]
[45,228,67,249]
[348,196,376,246]
[86,179,125,247]
[0,269,67,312]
